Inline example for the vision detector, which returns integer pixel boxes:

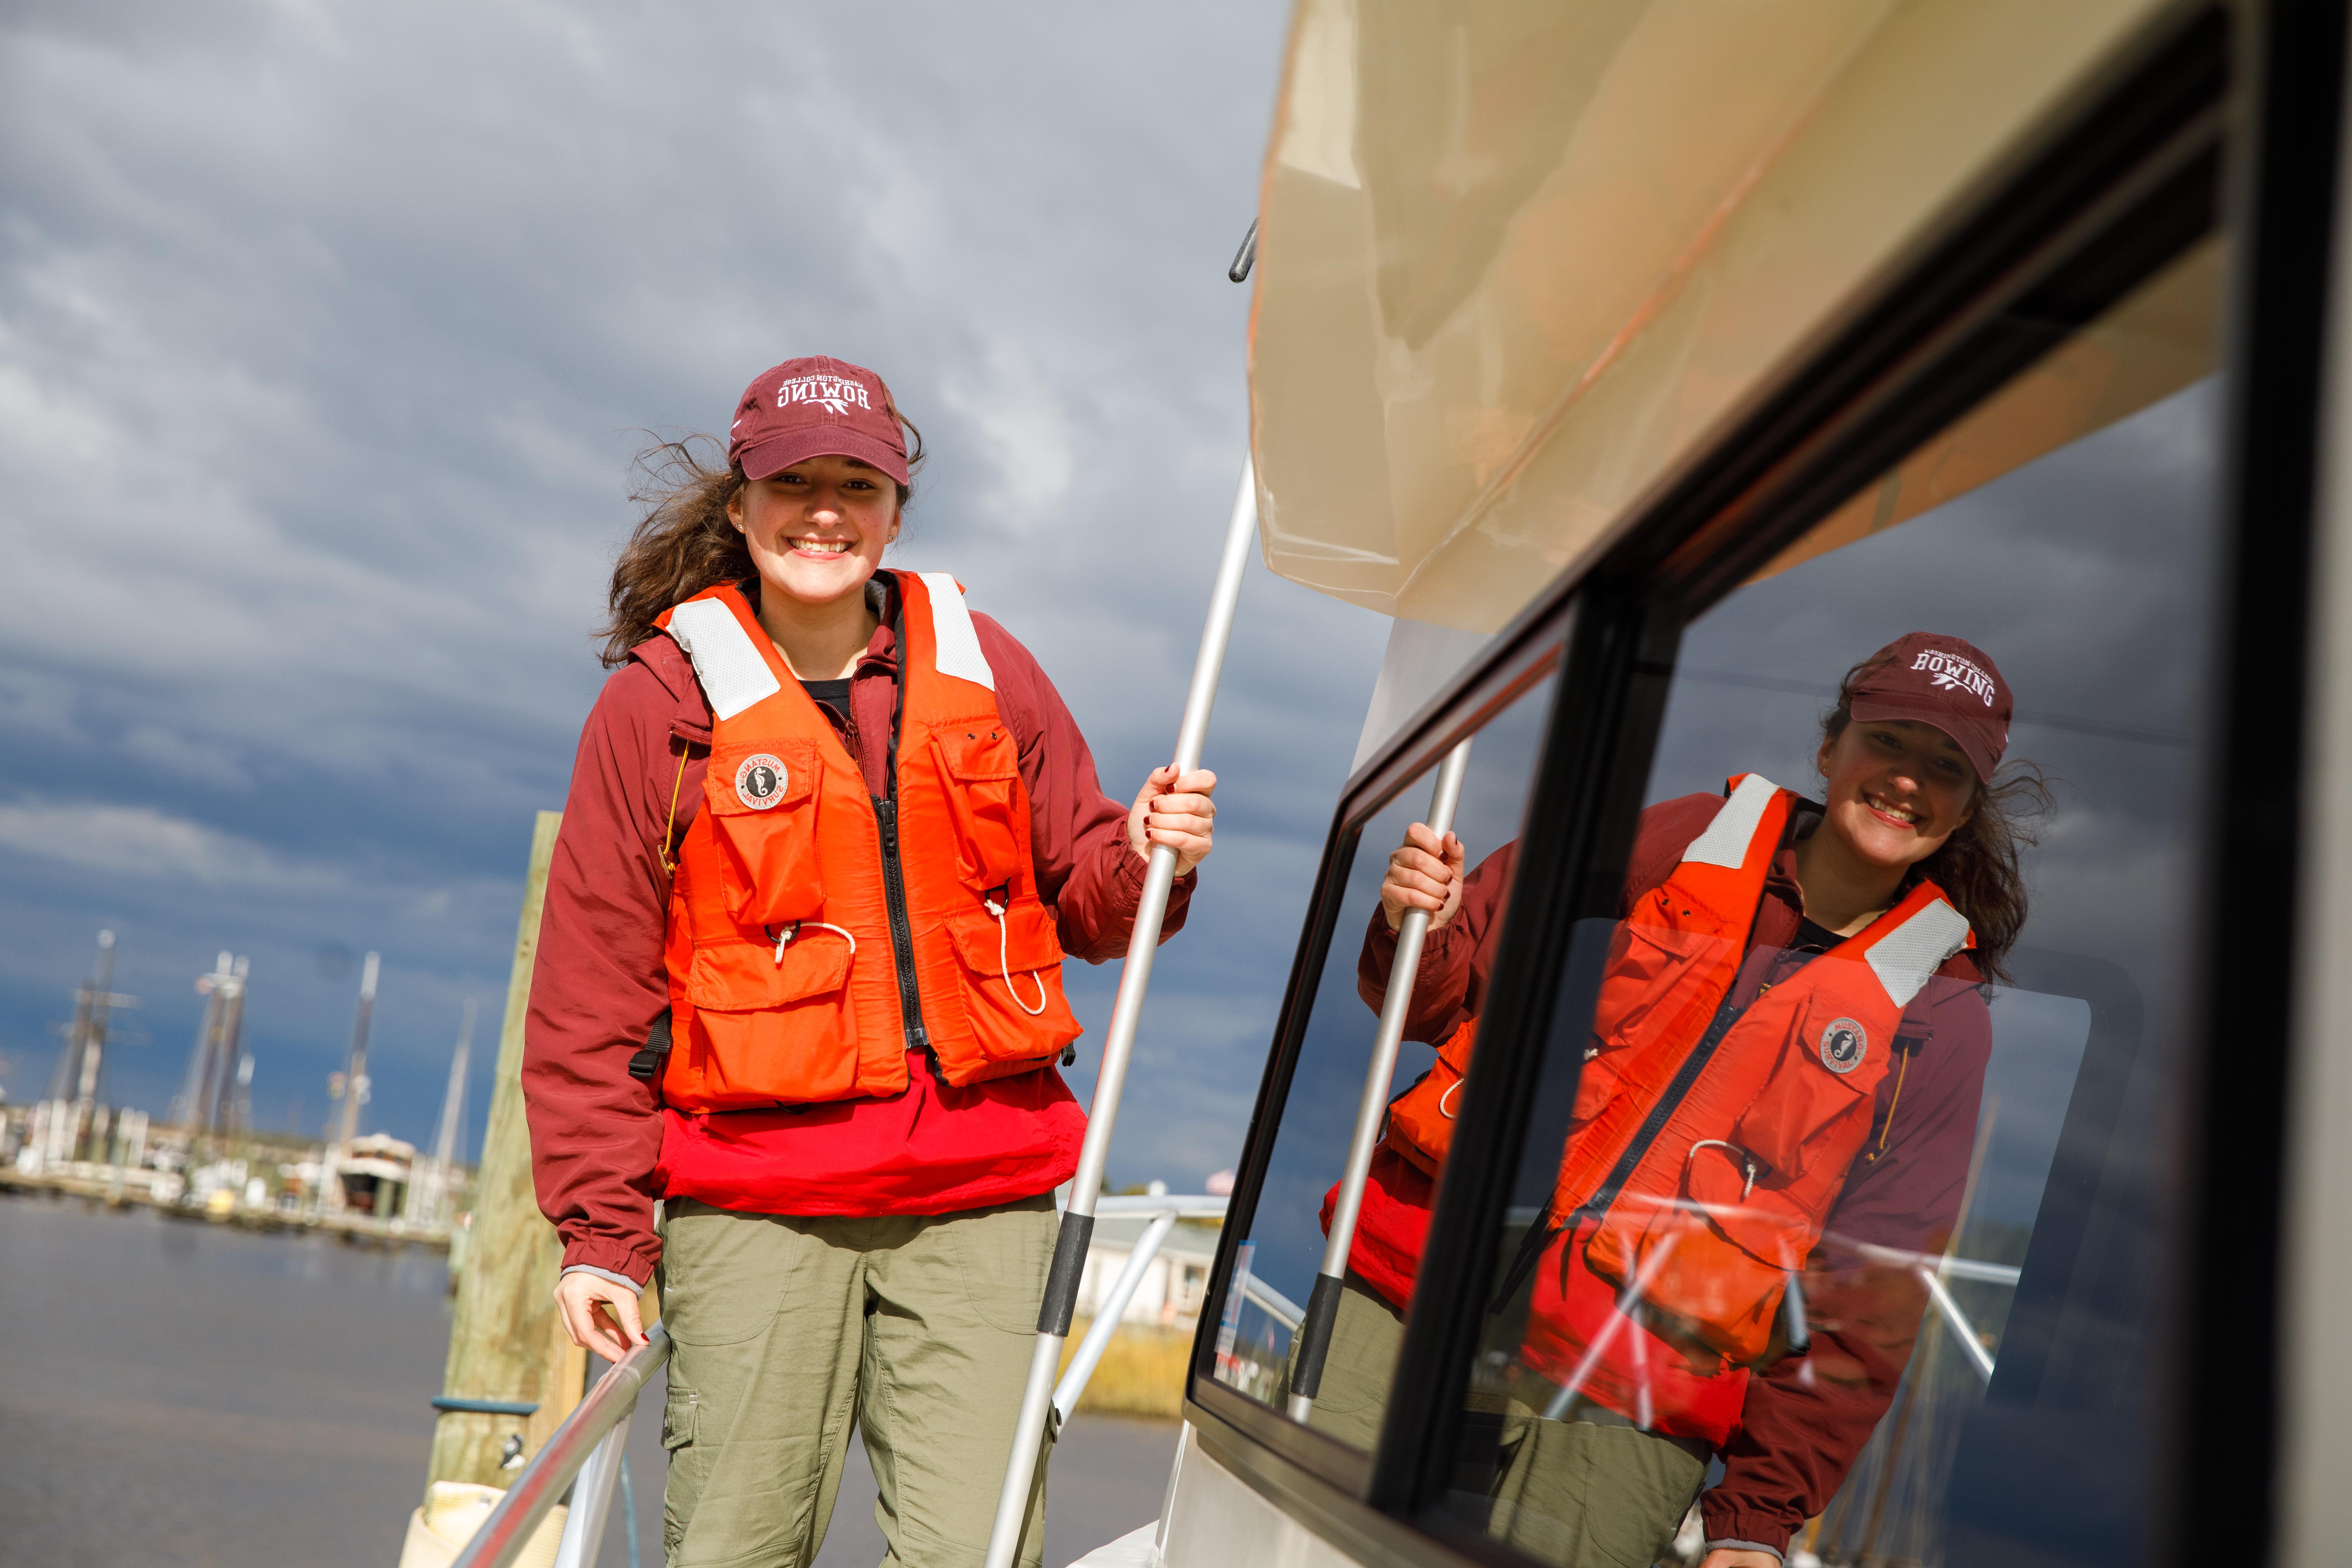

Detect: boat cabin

[1101,4,2352,1566]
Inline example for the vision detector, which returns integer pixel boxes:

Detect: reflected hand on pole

[1380,822,1464,932]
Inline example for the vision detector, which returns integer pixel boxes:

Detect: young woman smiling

[1314,633,2043,1568]
[520,356,1217,1568]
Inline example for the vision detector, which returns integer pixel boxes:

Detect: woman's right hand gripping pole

[1379,822,1465,933]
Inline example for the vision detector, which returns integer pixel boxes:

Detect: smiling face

[1814,718,1979,874]
[726,453,901,608]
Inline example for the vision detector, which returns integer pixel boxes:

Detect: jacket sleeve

[1701,969,1994,1555]
[519,659,687,1286]
[973,612,1195,964]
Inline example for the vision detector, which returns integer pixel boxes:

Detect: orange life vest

[1384,774,1973,1367]
[653,574,1084,1112]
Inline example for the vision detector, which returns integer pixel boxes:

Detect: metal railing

[448,1324,672,1568]
[453,1192,1224,1568]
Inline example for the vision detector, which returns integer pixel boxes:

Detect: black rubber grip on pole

[1288,1273,1346,1401]
[1037,1211,1095,1336]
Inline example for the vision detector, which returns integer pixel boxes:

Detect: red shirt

[1356,792,1992,1554]
[522,573,1192,1284]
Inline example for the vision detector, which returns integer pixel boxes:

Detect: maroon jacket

[1359,792,1993,1556]
[523,573,1191,1284]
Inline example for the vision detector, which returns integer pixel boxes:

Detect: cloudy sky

[0,1,1399,1185]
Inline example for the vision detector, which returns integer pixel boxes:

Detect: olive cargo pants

[1293,1275,1707,1568]
[657,1194,1058,1568]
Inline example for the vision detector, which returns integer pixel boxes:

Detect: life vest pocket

[930,725,1025,893]
[702,740,825,929]
[1730,993,1884,1183]
[1585,1153,1806,1367]
[937,902,1082,1080]
[1384,1017,1478,1177]
[1588,920,1738,1064]
[671,934,859,1108]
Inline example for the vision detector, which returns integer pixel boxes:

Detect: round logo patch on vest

[1819,1017,1868,1075]
[734,754,789,810]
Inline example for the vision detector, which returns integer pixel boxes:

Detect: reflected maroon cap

[1847,632,2012,784]
[727,356,910,485]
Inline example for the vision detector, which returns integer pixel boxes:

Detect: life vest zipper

[872,795,929,1056]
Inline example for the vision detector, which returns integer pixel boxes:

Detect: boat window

[1207,665,1558,1449]
[1424,240,2223,1565]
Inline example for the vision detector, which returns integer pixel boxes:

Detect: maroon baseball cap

[1847,632,2012,784]
[727,356,910,485]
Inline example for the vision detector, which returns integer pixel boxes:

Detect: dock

[0,1160,453,1250]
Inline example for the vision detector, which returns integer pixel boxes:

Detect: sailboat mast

[329,952,380,1206]
[173,952,234,1129]
[71,931,118,1115]
[422,998,475,1225]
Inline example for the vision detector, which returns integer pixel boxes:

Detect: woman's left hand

[1698,1549,1781,1568]
[1129,765,1218,876]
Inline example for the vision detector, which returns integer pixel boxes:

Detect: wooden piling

[424,811,588,1489]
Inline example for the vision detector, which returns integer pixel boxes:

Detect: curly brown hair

[1819,652,2052,984]
[596,415,925,668]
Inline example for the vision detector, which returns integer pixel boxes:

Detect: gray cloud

[0,1,1395,1180]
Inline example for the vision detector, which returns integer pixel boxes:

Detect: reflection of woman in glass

[1332,634,2040,1568]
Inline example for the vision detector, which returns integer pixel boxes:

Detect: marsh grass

[1056,1318,1192,1419]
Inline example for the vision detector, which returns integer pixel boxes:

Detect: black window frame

[1179,5,2331,1563]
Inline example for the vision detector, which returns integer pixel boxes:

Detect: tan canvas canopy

[1247,0,2215,640]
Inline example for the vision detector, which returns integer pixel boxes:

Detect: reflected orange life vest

[654,575,1083,1112]
[1385,773,1973,1367]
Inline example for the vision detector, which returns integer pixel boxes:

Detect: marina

[0,1189,1178,1566]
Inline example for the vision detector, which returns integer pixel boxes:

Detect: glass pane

[1427,241,2222,1567]
[1209,667,1558,1447]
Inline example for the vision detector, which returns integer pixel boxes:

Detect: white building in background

[1077,1212,1220,1330]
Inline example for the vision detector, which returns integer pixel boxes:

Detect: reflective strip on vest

[918,571,995,691]
[1866,897,1972,1007]
[665,598,782,721]
[1679,772,1781,868]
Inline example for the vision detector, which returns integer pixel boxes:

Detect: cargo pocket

[703,739,824,927]
[661,1384,703,1560]
[930,724,1025,893]
[679,934,860,1107]
[1654,1144,1805,1363]
[662,1385,700,1452]
[941,902,1082,1076]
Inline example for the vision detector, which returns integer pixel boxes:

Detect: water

[0,1191,1177,1566]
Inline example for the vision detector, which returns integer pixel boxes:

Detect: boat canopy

[1247,0,2213,648]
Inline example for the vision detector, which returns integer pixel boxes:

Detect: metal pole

[1286,739,1472,1420]
[981,459,1259,1568]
